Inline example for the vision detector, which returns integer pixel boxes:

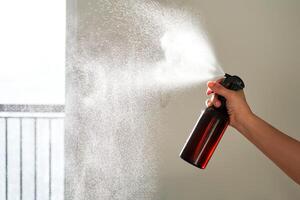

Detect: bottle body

[180,106,229,169]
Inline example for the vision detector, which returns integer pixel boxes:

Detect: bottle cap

[222,73,245,91]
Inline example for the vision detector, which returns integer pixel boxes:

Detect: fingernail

[205,99,210,106]
[207,90,213,95]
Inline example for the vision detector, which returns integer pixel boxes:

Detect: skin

[206,80,300,185]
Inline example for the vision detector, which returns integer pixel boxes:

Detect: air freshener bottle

[180,73,245,169]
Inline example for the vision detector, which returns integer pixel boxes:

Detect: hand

[207,80,300,185]
[206,79,253,130]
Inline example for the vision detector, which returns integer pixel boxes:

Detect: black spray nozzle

[221,73,245,91]
[216,73,245,110]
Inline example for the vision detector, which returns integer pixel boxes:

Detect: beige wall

[66,0,300,199]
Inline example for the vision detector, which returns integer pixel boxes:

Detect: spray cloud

[66,1,224,199]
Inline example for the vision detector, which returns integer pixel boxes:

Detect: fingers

[206,79,224,108]
[206,88,213,95]
[211,94,221,107]
[205,94,221,108]
[205,99,212,107]
[206,78,223,95]
[207,80,232,99]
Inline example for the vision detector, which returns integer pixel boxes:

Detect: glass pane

[0,0,65,105]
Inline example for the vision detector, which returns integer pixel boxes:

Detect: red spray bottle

[180,73,245,169]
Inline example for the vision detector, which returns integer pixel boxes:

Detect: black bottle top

[216,73,245,112]
[221,73,245,91]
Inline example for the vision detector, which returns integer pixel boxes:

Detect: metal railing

[0,104,64,200]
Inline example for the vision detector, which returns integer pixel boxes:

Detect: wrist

[234,111,256,134]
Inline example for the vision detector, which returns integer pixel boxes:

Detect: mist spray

[180,73,245,169]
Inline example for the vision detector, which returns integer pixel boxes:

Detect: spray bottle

[179,73,245,169]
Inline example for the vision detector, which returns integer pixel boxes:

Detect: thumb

[207,81,232,99]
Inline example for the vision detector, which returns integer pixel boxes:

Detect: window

[0,1,65,200]
[0,0,65,105]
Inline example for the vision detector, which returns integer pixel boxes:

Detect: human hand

[206,80,253,130]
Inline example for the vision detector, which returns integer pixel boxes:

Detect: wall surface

[66,0,300,199]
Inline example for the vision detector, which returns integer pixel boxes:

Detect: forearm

[236,113,300,185]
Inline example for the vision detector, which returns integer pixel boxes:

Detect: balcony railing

[0,104,64,200]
